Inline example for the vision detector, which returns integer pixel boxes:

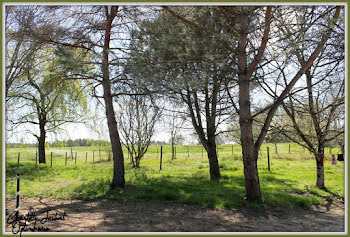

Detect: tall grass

[5,143,344,210]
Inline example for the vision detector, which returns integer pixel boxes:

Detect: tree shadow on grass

[9,192,344,232]
[69,168,329,212]
[6,162,55,182]
[5,161,90,184]
[6,161,340,212]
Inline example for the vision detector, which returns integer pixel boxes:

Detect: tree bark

[237,12,262,201]
[185,82,221,181]
[316,154,325,189]
[206,135,221,180]
[102,79,125,188]
[38,121,46,163]
[135,157,141,168]
[171,139,175,160]
[102,6,125,188]
[239,76,261,201]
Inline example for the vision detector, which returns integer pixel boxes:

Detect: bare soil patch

[5,197,345,233]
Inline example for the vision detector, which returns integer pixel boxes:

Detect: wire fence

[5,144,342,171]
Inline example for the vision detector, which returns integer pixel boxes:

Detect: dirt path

[5,197,345,233]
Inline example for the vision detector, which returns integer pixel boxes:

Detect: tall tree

[20,6,144,187]
[7,47,89,163]
[127,8,236,180]
[270,9,345,188]
[5,6,44,139]
[162,5,342,201]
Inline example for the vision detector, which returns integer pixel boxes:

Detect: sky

[4,97,199,145]
[3,4,346,147]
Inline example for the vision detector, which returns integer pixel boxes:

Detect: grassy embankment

[5,143,344,210]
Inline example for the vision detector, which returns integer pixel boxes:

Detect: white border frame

[2,2,348,236]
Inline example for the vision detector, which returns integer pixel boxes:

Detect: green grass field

[5,143,344,210]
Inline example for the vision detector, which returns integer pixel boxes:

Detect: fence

[6,144,342,171]
[5,174,21,220]
[10,149,114,169]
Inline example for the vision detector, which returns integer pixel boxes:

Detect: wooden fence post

[267,147,270,172]
[50,152,53,167]
[159,145,163,171]
[65,152,67,166]
[16,173,20,220]
[187,146,189,158]
[86,152,88,163]
[75,152,77,165]
[71,147,73,160]
[17,153,20,170]
[93,151,95,163]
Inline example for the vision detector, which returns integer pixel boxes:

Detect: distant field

[5,143,344,210]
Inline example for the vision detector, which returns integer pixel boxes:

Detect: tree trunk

[316,144,325,189]
[241,142,261,201]
[236,12,262,202]
[171,139,175,160]
[316,155,325,189]
[206,136,221,180]
[38,121,46,163]
[239,92,261,201]
[274,143,278,155]
[130,150,135,167]
[102,6,125,189]
[102,82,125,188]
[135,158,140,168]
[238,74,261,201]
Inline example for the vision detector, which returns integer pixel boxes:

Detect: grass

[5,143,344,210]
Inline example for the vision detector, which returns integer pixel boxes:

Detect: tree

[173,135,185,146]
[5,6,45,141]
[86,101,110,154]
[226,112,270,145]
[20,5,146,188]
[164,107,186,160]
[7,47,89,163]
[271,10,345,188]
[127,7,236,180]
[5,6,43,99]
[162,5,342,201]
[117,89,162,168]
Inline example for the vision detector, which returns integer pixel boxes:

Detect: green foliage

[126,7,236,97]
[9,46,92,136]
[50,139,111,148]
[172,135,185,145]
[6,143,344,210]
